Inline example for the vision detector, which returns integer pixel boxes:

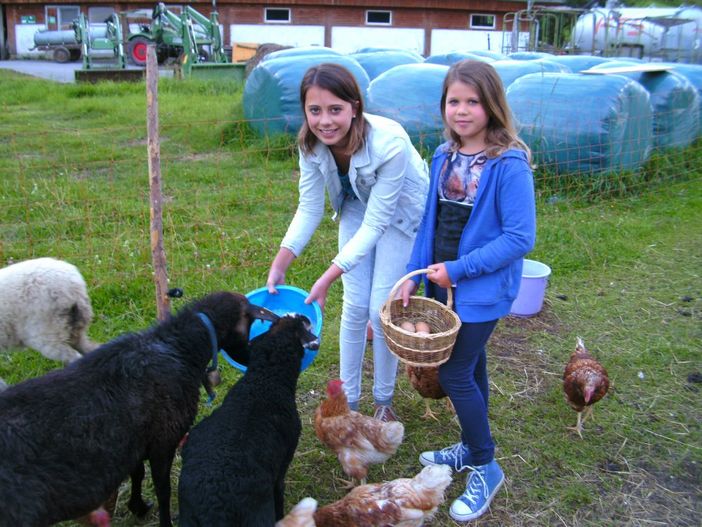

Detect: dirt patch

[590,457,702,526]
[488,305,568,400]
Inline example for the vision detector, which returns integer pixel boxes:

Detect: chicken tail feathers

[414,464,453,492]
[382,421,405,447]
[276,497,317,527]
[576,336,586,351]
[574,336,593,359]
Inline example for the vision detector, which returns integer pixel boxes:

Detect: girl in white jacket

[267,63,429,421]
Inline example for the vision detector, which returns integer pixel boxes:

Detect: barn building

[0,0,533,60]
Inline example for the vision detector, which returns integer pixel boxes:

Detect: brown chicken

[275,497,317,527]
[315,379,404,486]
[563,337,610,438]
[313,464,452,527]
[405,365,455,420]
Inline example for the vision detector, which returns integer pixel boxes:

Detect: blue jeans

[338,198,415,408]
[435,284,499,465]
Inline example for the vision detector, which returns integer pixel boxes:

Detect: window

[45,5,80,30]
[88,7,115,24]
[265,8,291,23]
[470,14,496,30]
[366,10,391,25]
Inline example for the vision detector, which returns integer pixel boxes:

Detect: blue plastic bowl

[220,285,323,373]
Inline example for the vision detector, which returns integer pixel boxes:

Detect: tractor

[126,3,228,67]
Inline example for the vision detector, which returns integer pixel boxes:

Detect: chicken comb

[327,379,344,396]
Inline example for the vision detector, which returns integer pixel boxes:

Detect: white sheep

[0,257,98,387]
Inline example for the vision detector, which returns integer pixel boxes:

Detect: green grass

[1,70,700,526]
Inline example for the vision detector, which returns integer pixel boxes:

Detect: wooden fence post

[146,44,171,321]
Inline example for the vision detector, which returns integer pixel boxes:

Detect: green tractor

[126,2,228,67]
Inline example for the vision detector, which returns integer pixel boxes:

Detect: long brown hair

[440,60,530,161]
[298,63,366,156]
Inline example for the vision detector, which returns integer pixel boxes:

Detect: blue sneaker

[419,442,473,472]
[449,459,504,522]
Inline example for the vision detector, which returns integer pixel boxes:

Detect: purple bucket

[510,259,551,317]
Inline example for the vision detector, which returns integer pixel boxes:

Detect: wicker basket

[380,269,461,367]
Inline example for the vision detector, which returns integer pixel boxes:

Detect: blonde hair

[297,63,366,156]
[440,60,531,161]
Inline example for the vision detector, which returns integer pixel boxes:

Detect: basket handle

[388,268,453,310]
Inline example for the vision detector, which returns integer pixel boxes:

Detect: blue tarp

[544,55,614,72]
[468,49,506,60]
[590,62,700,149]
[507,73,653,174]
[243,55,370,136]
[354,47,422,57]
[262,46,342,63]
[366,63,448,152]
[350,50,422,80]
[508,51,555,60]
[492,60,568,88]
[533,59,572,73]
[659,63,702,135]
[424,52,495,65]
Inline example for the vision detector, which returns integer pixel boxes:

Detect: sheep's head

[191,291,278,365]
[269,313,320,351]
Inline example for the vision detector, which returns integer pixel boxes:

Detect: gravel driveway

[0,59,152,83]
[0,60,83,83]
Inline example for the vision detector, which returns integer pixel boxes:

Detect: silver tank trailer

[573,6,702,64]
[33,24,108,62]
[34,24,108,46]
[34,29,79,46]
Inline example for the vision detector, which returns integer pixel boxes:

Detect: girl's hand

[305,263,343,311]
[266,267,286,294]
[267,248,296,294]
[306,278,331,310]
[426,263,452,288]
[398,279,418,308]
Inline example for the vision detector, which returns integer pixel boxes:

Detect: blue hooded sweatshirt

[406,142,536,322]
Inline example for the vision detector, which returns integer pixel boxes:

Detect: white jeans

[338,198,416,408]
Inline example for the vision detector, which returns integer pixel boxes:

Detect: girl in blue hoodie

[399,60,536,522]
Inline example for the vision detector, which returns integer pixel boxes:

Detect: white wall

[431,28,528,55]
[230,24,424,55]
[331,27,424,55]
[16,24,46,56]
[230,24,324,48]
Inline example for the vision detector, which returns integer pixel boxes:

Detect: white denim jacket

[281,113,429,272]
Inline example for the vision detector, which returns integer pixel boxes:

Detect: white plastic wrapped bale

[507,72,653,174]
[589,61,700,149]
[243,55,370,137]
[365,62,448,152]
[350,49,422,81]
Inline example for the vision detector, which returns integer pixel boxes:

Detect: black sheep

[0,291,277,527]
[178,313,319,526]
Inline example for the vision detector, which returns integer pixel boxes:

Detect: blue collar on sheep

[196,312,219,368]
[196,312,221,404]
